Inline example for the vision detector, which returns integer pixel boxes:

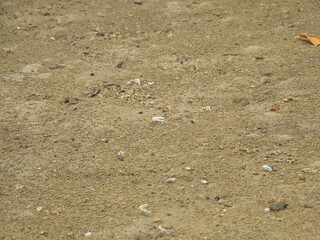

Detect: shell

[152,116,165,122]
[262,165,275,172]
[200,106,212,112]
[127,78,141,86]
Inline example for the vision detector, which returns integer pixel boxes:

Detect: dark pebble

[269,201,288,211]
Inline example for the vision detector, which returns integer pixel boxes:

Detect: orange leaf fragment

[295,33,320,46]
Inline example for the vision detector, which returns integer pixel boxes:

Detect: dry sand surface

[1,0,320,239]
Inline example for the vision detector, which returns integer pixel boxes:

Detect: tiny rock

[165,177,176,183]
[84,232,92,237]
[152,116,165,122]
[200,106,211,112]
[263,165,275,172]
[269,201,288,211]
[283,97,293,102]
[200,179,208,184]
[117,151,125,160]
[158,225,170,234]
[36,207,44,212]
[127,78,141,86]
[139,204,151,215]
[90,89,100,97]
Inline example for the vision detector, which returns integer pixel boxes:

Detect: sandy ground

[1,0,320,239]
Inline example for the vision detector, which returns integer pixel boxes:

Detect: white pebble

[263,165,275,172]
[36,207,43,212]
[152,116,165,122]
[264,208,271,212]
[127,78,141,86]
[184,166,192,171]
[200,179,208,184]
[139,204,151,215]
[84,232,92,237]
[158,225,170,234]
[116,151,125,160]
[200,106,211,112]
[165,177,176,183]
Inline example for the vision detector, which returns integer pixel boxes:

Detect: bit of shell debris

[158,225,170,234]
[84,232,92,237]
[264,208,270,212]
[152,116,165,122]
[165,177,176,183]
[127,78,141,86]
[263,165,275,172]
[184,166,192,171]
[36,207,43,212]
[200,106,211,112]
[90,88,100,97]
[139,204,151,215]
[200,179,208,184]
[116,151,125,160]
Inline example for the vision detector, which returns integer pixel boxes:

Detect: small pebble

[152,116,165,122]
[264,208,270,212]
[283,97,293,102]
[90,89,100,98]
[158,225,170,234]
[36,207,43,212]
[263,165,275,172]
[116,151,125,160]
[269,201,288,211]
[39,231,48,236]
[165,177,176,183]
[127,78,141,86]
[139,204,151,215]
[298,174,306,180]
[200,106,211,112]
[260,77,270,84]
[200,179,208,184]
[184,166,192,171]
[84,232,92,237]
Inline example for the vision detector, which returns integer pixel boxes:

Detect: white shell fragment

[264,208,271,212]
[158,225,170,234]
[200,179,208,184]
[200,106,211,112]
[263,165,275,172]
[36,207,43,212]
[84,232,92,237]
[165,177,176,183]
[116,151,125,160]
[152,116,165,122]
[127,78,141,86]
[139,204,151,215]
[184,166,192,171]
